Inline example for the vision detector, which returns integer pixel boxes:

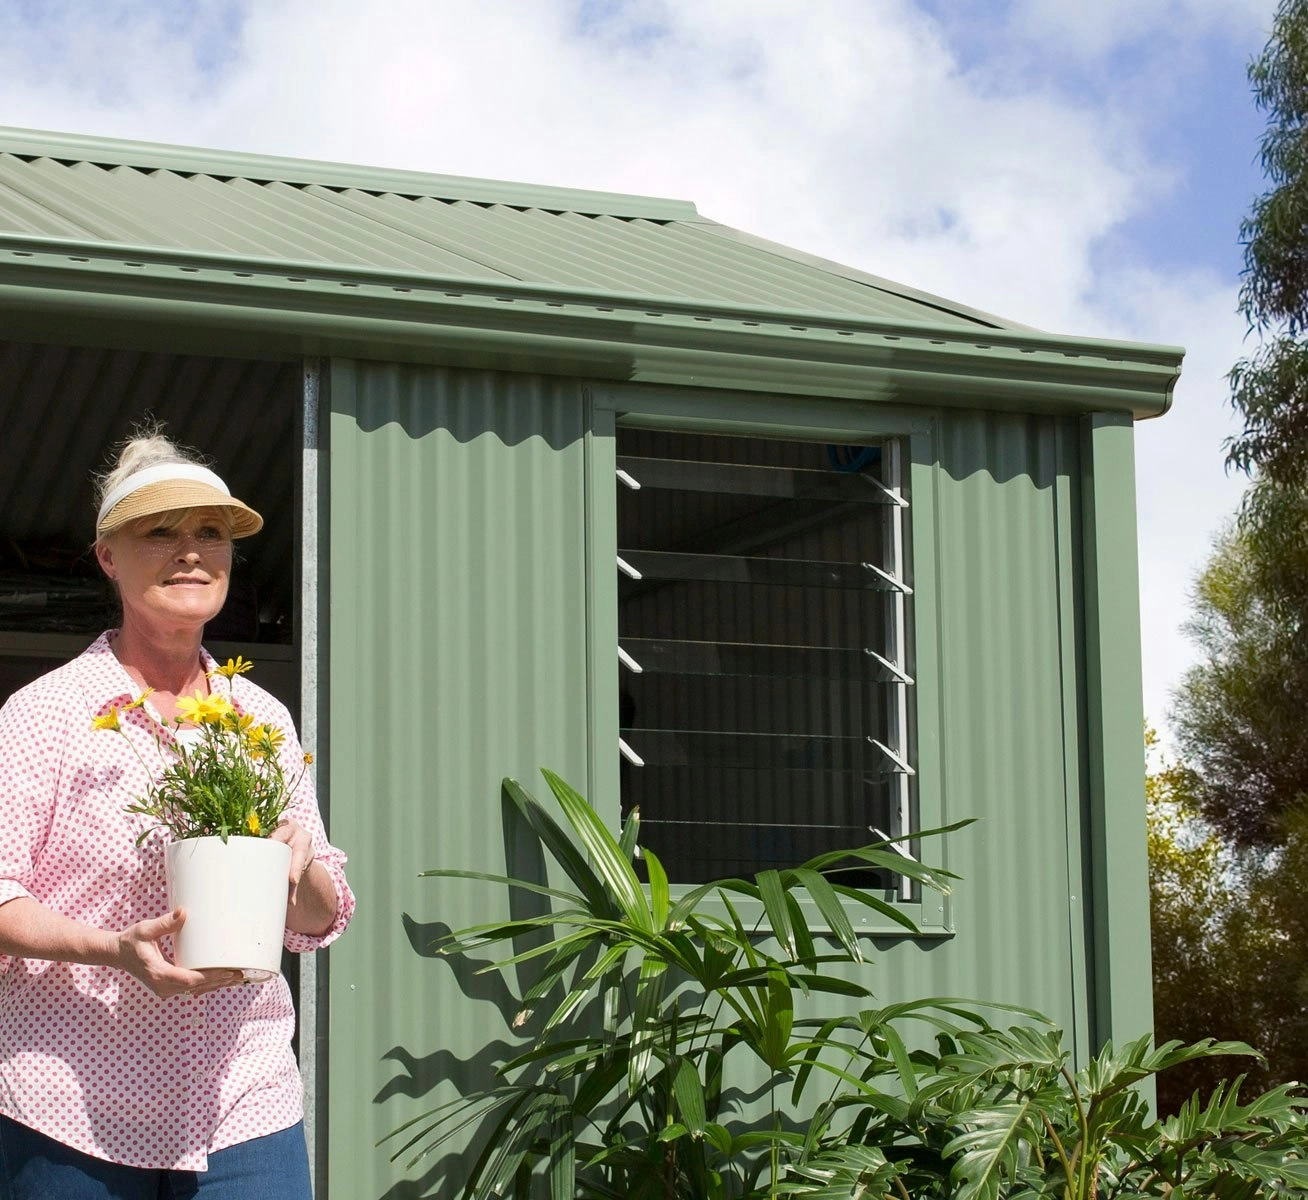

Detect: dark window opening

[616,428,916,890]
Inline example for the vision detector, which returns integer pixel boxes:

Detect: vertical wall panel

[1080,413,1153,1049]
[914,410,1085,1045]
[325,361,590,1199]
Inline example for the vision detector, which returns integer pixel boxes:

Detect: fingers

[117,912,246,998]
[274,819,315,904]
[187,969,247,995]
[134,907,186,941]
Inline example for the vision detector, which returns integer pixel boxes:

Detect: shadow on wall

[341,362,588,450]
[934,409,1064,490]
[374,783,559,1200]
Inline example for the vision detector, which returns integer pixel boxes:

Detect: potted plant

[94,657,311,979]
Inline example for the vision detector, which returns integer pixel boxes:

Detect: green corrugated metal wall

[324,362,1130,1198]
[929,413,1088,1060]
[325,361,593,1198]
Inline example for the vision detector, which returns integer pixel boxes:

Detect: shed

[0,126,1180,1198]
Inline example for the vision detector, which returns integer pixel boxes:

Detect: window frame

[585,382,951,938]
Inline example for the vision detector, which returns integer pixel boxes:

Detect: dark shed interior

[0,338,301,707]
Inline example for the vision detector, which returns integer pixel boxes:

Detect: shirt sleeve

[0,686,67,966]
[260,697,356,954]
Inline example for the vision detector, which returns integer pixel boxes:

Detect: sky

[0,0,1279,736]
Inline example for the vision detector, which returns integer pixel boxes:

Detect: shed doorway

[0,333,318,1076]
[0,338,303,706]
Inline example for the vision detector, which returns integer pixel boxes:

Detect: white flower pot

[165,836,292,979]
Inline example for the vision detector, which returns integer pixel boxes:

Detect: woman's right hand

[115,908,244,998]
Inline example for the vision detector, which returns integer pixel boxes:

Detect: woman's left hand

[270,818,315,905]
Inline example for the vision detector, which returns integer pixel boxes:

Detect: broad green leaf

[573,1055,627,1117]
[944,1099,1040,1200]
[545,1092,575,1200]
[619,804,641,859]
[789,867,862,962]
[672,1057,708,1137]
[541,943,629,1034]
[418,867,584,907]
[703,1122,732,1154]
[541,769,652,931]
[518,935,596,1007]
[880,1022,919,1101]
[785,890,818,964]
[756,965,795,1070]
[503,777,614,918]
[644,845,670,931]
[628,955,670,1090]
[827,882,922,933]
[755,869,796,959]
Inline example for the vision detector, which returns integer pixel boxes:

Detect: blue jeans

[0,1116,312,1199]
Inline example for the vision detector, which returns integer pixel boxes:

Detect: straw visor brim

[96,479,264,539]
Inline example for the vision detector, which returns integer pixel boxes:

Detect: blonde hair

[93,422,259,542]
[94,425,205,518]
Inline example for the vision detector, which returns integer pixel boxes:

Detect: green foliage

[1147,723,1308,1112]
[1230,0,1308,483]
[389,773,1308,1199]
[1171,516,1308,849]
[1241,0,1308,336]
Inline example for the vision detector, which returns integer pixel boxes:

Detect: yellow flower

[244,723,285,759]
[302,752,314,765]
[123,687,155,712]
[245,811,261,836]
[222,710,256,735]
[91,706,121,731]
[176,692,235,726]
[209,656,254,680]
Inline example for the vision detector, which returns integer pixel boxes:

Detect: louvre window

[616,428,915,890]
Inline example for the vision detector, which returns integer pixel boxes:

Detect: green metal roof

[0,126,1184,417]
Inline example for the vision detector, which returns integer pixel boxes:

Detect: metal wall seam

[297,357,323,1195]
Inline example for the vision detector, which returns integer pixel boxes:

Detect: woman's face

[95,507,233,636]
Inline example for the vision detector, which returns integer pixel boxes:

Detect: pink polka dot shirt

[0,633,355,1170]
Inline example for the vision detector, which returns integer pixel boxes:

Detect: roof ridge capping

[0,125,699,221]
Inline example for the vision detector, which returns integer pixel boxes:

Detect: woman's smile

[95,507,233,633]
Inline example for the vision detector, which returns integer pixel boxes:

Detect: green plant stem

[770,1078,779,1198]
[1040,1111,1077,1199]
[112,724,166,788]
[1058,1064,1090,1200]
[824,1027,873,1111]
[663,1108,675,1200]
[892,1175,911,1200]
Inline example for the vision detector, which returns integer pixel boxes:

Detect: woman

[0,431,355,1198]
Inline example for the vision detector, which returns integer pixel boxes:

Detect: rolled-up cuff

[283,857,355,953]
[0,881,36,973]
[0,882,35,908]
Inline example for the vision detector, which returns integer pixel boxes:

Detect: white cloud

[1006,0,1274,58]
[0,0,1269,730]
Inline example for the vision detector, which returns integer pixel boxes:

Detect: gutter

[0,235,1184,419]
